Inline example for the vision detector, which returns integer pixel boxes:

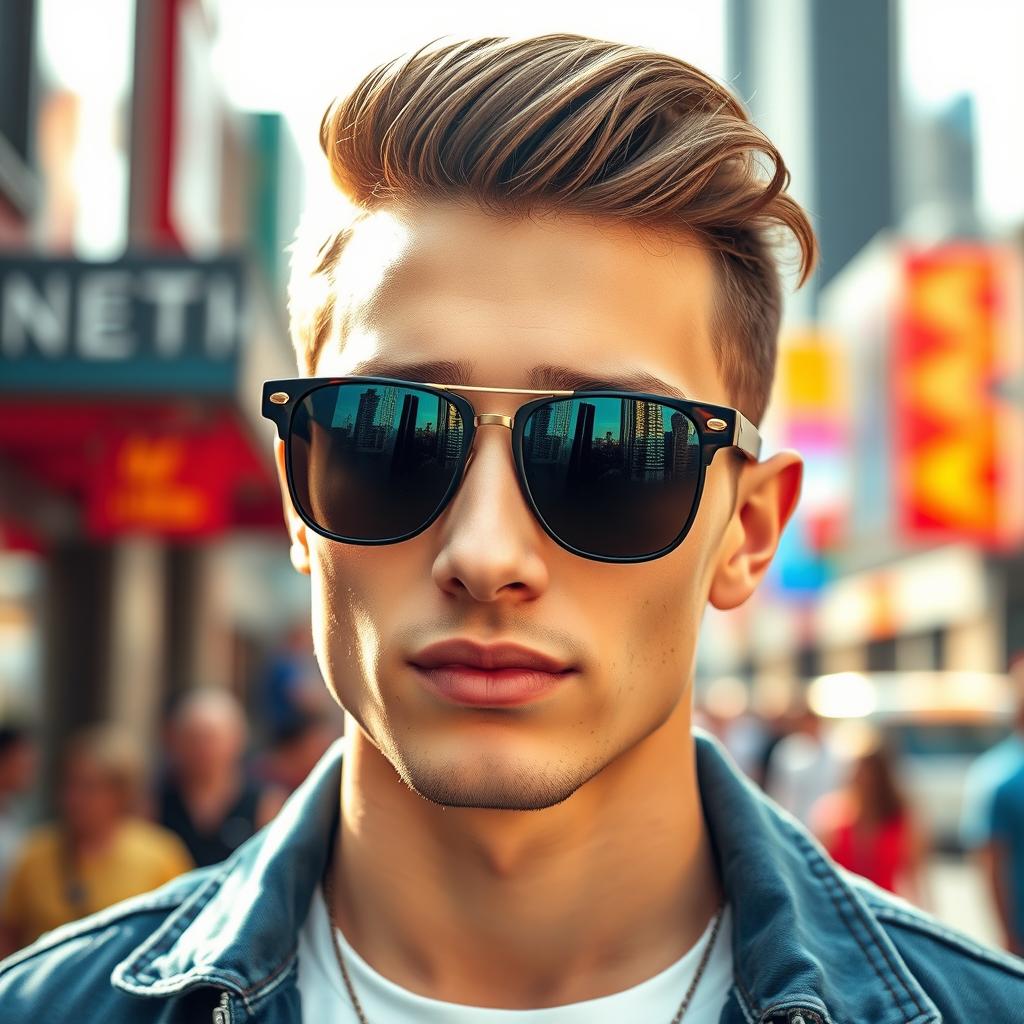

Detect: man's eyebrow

[346,358,475,383]
[345,358,690,400]
[528,364,691,400]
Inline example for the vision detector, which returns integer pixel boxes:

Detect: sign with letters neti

[0,254,246,393]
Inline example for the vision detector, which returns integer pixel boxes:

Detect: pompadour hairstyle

[289,34,817,423]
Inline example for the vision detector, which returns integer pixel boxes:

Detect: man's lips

[408,640,577,707]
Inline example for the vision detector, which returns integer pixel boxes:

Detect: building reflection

[317,386,465,476]
[527,398,698,483]
[315,388,700,486]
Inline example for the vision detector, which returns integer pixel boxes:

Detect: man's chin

[391,750,601,812]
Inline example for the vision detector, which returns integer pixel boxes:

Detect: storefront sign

[86,430,233,538]
[0,254,245,393]
[816,544,989,645]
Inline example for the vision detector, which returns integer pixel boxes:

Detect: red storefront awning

[0,397,282,544]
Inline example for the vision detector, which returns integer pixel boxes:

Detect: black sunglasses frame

[262,376,762,564]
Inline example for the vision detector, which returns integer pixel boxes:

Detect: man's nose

[430,421,550,604]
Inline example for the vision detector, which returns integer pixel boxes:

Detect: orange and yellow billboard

[894,245,1024,548]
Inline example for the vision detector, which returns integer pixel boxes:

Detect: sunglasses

[262,376,762,564]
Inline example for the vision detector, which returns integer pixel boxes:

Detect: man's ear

[708,451,802,611]
[274,439,312,576]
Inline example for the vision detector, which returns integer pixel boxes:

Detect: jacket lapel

[112,738,345,1001]
[695,730,940,1024]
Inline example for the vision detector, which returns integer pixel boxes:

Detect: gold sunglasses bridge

[474,413,514,429]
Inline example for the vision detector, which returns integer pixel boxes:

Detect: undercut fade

[289,34,818,424]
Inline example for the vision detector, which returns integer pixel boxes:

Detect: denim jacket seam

[241,954,298,1012]
[872,904,1024,978]
[731,982,758,1024]
[732,969,760,1021]
[124,892,224,984]
[115,968,251,1000]
[836,885,932,1022]
[119,931,296,1014]
[127,914,201,985]
[793,829,926,1022]
[804,842,919,1020]
[115,859,236,986]
[0,884,199,978]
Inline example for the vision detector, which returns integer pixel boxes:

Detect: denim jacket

[3,730,1023,1023]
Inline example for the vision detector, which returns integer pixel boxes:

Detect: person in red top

[813,733,930,906]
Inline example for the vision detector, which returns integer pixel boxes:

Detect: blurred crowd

[695,665,1024,957]
[0,653,342,960]
[697,698,930,904]
[3,668,1024,960]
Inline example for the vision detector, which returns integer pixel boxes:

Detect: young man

[3,33,1023,1023]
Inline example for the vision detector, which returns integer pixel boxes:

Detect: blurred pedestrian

[764,699,849,825]
[0,724,37,895]
[980,760,1024,955]
[253,709,342,825]
[695,677,769,784]
[960,656,1024,852]
[812,732,930,907]
[260,623,323,736]
[0,725,192,956]
[158,688,271,866]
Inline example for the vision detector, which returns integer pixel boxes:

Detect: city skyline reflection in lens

[522,397,701,558]
[290,383,465,540]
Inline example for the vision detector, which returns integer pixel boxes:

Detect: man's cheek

[626,581,700,678]
[310,550,368,693]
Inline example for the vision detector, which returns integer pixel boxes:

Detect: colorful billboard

[893,245,1024,548]
[769,331,849,595]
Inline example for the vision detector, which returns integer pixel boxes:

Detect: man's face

[60,753,123,834]
[283,203,747,810]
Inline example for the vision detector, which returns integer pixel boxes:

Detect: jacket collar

[112,741,340,1002]
[114,730,939,1023]
[696,730,939,1024]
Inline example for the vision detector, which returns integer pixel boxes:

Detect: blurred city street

[2,0,1024,969]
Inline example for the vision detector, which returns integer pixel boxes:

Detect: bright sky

[900,0,1024,227]
[34,0,1024,245]
[211,1,727,169]
[211,0,1024,229]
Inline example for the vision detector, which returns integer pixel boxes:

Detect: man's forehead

[317,203,724,402]
[336,203,714,322]
[341,356,692,400]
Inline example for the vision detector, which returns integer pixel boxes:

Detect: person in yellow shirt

[0,724,193,955]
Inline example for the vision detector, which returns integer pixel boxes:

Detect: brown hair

[290,34,817,423]
[853,735,908,826]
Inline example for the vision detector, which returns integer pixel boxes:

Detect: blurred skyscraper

[727,0,896,306]
[0,2,35,248]
[705,0,1024,700]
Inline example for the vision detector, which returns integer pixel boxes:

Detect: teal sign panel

[0,254,246,394]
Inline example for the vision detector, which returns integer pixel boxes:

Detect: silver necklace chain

[322,863,726,1024]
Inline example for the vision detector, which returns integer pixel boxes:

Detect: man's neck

[327,702,721,1009]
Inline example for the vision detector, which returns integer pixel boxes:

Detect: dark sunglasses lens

[288,383,467,541]
[521,398,702,559]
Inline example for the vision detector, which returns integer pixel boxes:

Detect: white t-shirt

[297,885,733,1022]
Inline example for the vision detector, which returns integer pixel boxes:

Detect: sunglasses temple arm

[734,413,762,461]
